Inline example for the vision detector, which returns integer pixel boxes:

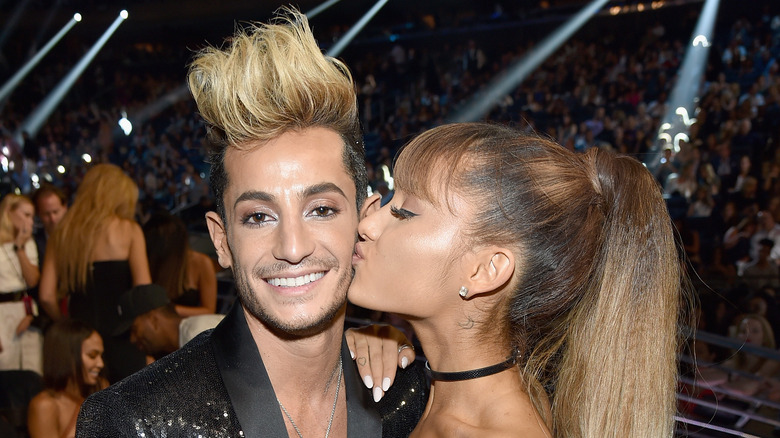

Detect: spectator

[27,319,107,438]
[0,194,41,374]
[143,212,217,316]
[38,164,151,382]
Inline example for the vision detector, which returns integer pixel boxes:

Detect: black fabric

[173,288,201,307]
[77,303,428,437]
[68,260,146,383]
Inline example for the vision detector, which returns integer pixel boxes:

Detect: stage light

[74,13,82,22]
[648,0,720,169]
[17,11,128,139]
[118,112,132,135]
[692,35,710,47]
[120,10,128,19]
[57,165,65,174]
[449,0,610,122]
[327,0,389,57]
[306,0,341,19]
[0,14,81,103]
[82,154,92,163]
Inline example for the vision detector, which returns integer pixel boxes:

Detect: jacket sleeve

[76,388,135,438]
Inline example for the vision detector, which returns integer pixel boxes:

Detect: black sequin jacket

[76,303,428,437]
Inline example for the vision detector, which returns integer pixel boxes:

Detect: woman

[0,194,41,373]
[143,212,217,316]
[349,123,684,436]
[28,319,108,438]
[39,164,151,382]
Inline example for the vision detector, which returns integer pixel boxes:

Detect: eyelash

[241,205,341,226]
[390,206,418,220]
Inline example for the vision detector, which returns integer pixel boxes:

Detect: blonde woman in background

[0,194,41,373]
[39,164,151,382]
[349,123,684,437]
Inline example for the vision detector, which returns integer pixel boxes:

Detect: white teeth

[267,272,325,287]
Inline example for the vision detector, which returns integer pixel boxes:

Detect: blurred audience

[38,164,150,382]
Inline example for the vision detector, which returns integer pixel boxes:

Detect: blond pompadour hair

[187,8,366,216]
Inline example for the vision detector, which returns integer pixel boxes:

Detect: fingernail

[401,357,409,369]
[382,377,391,392]
[350,350,355,359]
[363,375,373,389]
[373,386,383,403]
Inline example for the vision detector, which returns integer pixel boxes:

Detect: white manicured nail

[401,357,409,369]
[373,386,383,403]
[382,377,391,392]
[363,375,373,389]
[350,350,355,359]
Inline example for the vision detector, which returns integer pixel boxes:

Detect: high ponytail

[394,123,684,437]
[554,148,681,437]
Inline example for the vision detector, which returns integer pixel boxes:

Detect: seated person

[114,284,225,360]
[27,320,107,438]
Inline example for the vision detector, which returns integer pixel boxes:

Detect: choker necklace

[278,356,342,438]
[425,353,518,382]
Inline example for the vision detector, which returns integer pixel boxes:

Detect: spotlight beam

[327,0,389,57]
[306,0,342,19]
[448,0,610,123]
[0,14,81,104]
[648,0,721,171]
[0,0,32,50]
[18,11,127,139]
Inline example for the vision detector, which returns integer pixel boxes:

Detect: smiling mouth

[266,272,325,287]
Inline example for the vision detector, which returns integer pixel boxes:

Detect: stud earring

[458,286,468,299]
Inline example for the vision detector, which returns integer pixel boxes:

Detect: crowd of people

[0,0,778,436]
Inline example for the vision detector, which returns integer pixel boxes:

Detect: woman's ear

[466,247,515,297]
[360,193,382,220]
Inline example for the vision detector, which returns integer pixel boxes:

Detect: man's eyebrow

[233,190,274,210]
[302,183,347,200]
[232,183,347,210]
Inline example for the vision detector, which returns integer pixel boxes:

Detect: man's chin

[242,300,346,340]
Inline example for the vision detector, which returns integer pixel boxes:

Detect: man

[30,184,67,259]
[77,9,426,437]
[113,284,224,359]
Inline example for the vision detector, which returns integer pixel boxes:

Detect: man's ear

[360,193,382,220]
[205,211,232,269]
[466,247,515,297]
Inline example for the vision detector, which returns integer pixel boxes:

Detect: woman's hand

[345,324,416,402]
[13,220,32,248]
[16,314,33,336]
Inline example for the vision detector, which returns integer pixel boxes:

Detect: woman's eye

[310,206,338,218]
[390,206,418,220]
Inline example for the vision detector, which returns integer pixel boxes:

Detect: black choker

[424,354,518,382]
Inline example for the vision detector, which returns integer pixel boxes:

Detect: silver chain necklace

[278,356,343,438]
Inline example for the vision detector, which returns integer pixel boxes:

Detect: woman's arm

[175,251,217,316]
[128,222,152,286]
[39,246,62,321]
[16,239,40,287]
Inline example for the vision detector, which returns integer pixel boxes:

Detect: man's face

[36,193,67,234]
[130,312,167,359]
[207,127,358,337]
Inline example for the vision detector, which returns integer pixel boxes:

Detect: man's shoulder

[91,331,217,401]
[376,361,429,438]
[78,332,243,436]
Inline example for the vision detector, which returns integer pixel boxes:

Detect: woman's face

[737,318,764,346]
[81,331,104,386]
[349,188,471,318]
[9,201,34,234]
